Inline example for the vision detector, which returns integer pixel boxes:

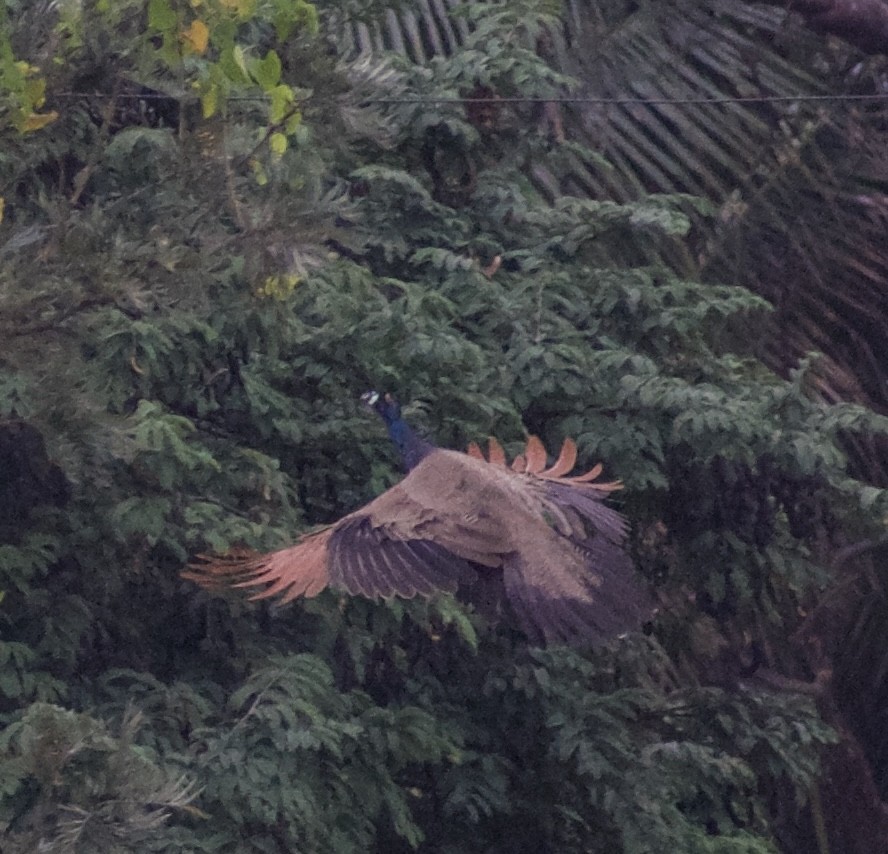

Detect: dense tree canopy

[2,1,888,852]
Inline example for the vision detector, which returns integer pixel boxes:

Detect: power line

[51,91,888,107]
[373,94,888,106]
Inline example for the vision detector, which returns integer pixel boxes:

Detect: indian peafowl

[185,392,654,646]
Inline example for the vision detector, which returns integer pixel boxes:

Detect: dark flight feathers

[185,408,653,646]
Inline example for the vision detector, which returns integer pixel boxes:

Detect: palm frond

[329,0,888,475]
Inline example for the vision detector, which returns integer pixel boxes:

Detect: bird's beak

[360,390,380,408]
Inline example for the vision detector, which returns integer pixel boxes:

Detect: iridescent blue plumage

[361,391,433,470]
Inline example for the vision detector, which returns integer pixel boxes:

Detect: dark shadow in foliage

[0,420,70,544]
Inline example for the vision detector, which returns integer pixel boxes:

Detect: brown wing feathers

[182,528,332,603]
[328,516,476,599]
[185,434,651,645]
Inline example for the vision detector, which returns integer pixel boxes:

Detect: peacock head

[360,390,401,425]
[361,391,432,469]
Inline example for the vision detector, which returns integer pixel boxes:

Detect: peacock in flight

[185,392,654,646]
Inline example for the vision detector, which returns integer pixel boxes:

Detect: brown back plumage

[184,436,653,646]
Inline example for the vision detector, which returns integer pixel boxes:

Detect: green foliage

[0,1,883,852]
[188,654,462,852]
[0,703,197,853]
[0,6,56,134]
[500,646,834,853]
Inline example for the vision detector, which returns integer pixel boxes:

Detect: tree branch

[761,0,888,56]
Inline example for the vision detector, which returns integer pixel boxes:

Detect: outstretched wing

[184,437,652,646]
[338,447,652,644]
[182,449,494,604]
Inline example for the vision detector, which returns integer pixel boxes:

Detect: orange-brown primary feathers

[185,426,653,646]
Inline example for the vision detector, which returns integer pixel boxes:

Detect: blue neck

[385,416,434,470]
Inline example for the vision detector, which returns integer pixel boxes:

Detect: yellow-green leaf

[284,112,301,135]
[251,158,268,186]
[220,0,255,15]
[268,84,293,124]
[20,111,58,132]
[201,85,219,119]
[251,50,281,90]
[269,132,287,155]
[148,0,176,30]
[257,273,300,299]
[232,45,250,80]
[23,77,47,107]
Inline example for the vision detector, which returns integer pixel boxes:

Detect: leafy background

[2,0,888,851]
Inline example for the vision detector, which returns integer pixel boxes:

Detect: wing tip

[182,530,332,603]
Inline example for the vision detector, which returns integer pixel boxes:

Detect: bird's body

[186,394,653,645]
